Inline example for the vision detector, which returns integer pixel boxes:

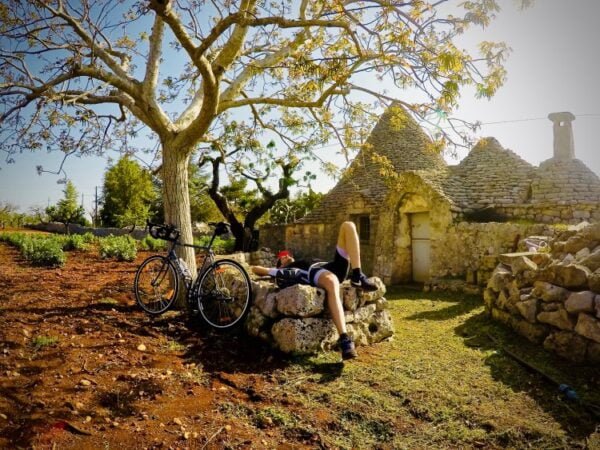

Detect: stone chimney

[548,112,575,160]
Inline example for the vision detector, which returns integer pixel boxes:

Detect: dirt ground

[0,238,338,449]
[1,233,599,450]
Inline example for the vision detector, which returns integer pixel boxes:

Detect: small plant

[99,235,137,261]
[32,335,59,350]
[194,235,235,254]
[60,234,89,251]
[138,235,166,252]
[22,237,66,267]
[163,340,186,353]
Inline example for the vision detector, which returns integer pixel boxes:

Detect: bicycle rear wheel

[134,255,179,315]
[196,259,252,330]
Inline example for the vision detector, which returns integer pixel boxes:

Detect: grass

[268,288,600,449]
[98,297,119,305]
[31,335,59,350]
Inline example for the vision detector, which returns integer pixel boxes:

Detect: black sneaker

[351,273,378,292]
[339,335,357,360]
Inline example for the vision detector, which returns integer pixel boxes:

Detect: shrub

[99,235,137,261]
[138,235,167,252]
[59,234,89,251]
[0,232,66,267]
[194,235,235,254]
[22,237,66,267]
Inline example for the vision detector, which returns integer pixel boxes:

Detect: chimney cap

[548,112,575,123]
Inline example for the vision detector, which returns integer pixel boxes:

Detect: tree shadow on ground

[395,287,483,322]
[149,314,347,383]
[455,311,600,443]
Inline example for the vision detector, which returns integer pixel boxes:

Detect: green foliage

[101,156,156,227]
[46,181,88,228]
[138,235,167,252]
[0,232,67,267]
[194,235,235,255]
[31,335,59,350]
[0,202,29,228]
[269,189,324,224]
[20,237,66,267]
[58,234,90,251]
[99,235,137,261]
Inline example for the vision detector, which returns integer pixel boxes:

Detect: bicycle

[133,221,252,331]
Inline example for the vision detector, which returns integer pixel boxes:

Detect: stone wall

[492,203,600,224]
[28,222,149,239]
[484,222,600,364]
[245,278,394,355]
[431,222,557,286]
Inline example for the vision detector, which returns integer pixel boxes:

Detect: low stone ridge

[245,278,394,355]
[485,222,600,364]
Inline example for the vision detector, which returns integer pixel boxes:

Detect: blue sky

[0,0,599,217]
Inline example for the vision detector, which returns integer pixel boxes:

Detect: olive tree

[0,0,513,274]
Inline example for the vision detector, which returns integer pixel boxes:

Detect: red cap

[277,250,292,259]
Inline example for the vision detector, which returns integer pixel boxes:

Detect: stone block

[256,292,279,319]
[341,285,360,311]
[574,313,600,343]
[511,256,538,277]
[590,270,600,294]
[532,281,570,302]
[275,284,325,317]
[483,288,496,310]
[537,308,575,331]
[516,298,538,323]
[530,252,551,267]
[512,319,549,344]
[498,252,538,266]
[543,331,588,362]
[587,342,600,364]
[245,306,271,339]
[374,297,388,311]
[548,263,591,289]
[348,310,394,345]
[357,277,387,303]
[564,291,595,314]
[491,307,514,327]
[487,265,512,293]
[271,318,338,354]
[580,246,600,272]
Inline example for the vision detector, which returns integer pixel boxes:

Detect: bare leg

[336,221,361,269]
[317,272,346,335]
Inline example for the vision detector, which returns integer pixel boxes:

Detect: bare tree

[0,0,511,275]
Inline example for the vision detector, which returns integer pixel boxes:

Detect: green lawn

[274,288,600,449]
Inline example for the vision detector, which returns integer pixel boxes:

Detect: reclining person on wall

[251,221,378,360]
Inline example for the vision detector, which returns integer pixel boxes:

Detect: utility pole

[94,186,99,227]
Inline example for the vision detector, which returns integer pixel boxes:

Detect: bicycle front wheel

[196,259,252,330]
[134,255,179,315]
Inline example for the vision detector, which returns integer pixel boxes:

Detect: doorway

[410,212,430,282]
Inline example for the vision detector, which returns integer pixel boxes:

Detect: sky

[0,0,599,217]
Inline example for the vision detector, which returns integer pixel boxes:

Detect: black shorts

[308,248,349,285]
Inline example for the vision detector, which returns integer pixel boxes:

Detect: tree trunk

[162,145,196,308]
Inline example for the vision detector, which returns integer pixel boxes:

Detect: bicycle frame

[162,238,218,305]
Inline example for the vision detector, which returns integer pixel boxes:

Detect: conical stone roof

[450,137,536,209]
[530,158,600,205]
[300,105,447,223]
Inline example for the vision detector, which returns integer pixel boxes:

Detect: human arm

[251,265,273,276]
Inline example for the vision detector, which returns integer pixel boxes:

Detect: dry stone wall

[430,222,556,287]
[484,222,600,364]
[245,278,394,355]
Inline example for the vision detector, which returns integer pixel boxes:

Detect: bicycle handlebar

[146,220,231,242]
